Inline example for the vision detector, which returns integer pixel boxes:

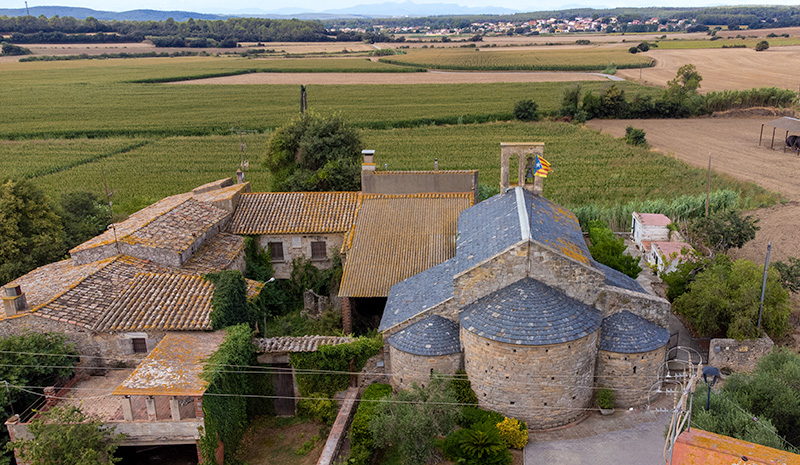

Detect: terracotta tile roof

[70,192,193,255]
[112,331,226,397]
[339,193,473,298]
[651,241,693,258]
[192,183,249,210]
[634,212,672,227]
[96,272,263,332]
[180,233,245,276]
[35,256,168,328]
[228,192,360,235]
[371,170,478,175]
[255,335,353,353]
[121,199,229,253]
[6,258,112,313]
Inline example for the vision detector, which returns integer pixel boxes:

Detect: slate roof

[228,192,360,235]
[339,193,472,298]
[381,188,646,332]
[598,310,670,353]
[387,315,461,356]
[112,331,225,397]
[459,278,602,346]
[255,336,353,353]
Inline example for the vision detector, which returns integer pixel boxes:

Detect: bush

[628,46,639,54]
[513,99,539,121]
[496,417,528,449]
[348,383,393,465]
[624,126,648,147]
[560,85,581,118]
[755,40,769,51]
[673,257,791,340]
[206,270,255,330]
[1,41,32,55]
[290,336,382,397]
[450,370,478,405]
[588,220,642,279]
[461,406,505,428]
[689,209,759,253]
[596,388,615,409]
[637,41,650,52]
[296,394,339,425]
[443,421,512,465]
[773,257,800,293]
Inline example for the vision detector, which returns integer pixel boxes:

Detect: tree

[0,179,66,285]
[689,209,759,253]
[673,257,791,340]
[0,333,80,463]
[513,99,539,122]
[0,41,32,55]
[755,40,770,51]
[667,64,703,101]
[588,220,642,279]
[206,270,254,330]
[57,191,110,251]
[264,112,363,192]
[773,257,800,293]
[8,406,124,465]
[370,377,460,465]
[637,41,650,52]
[624,126,647,146]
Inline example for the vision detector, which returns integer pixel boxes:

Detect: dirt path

[617,46,800,92]
[170,70,621,85]
[588,116,800,345]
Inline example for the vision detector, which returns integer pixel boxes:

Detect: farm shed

[759,116,800,151]
[649,241,694,274]
[631,212,671,251]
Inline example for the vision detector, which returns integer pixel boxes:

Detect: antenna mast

[101,164,120,255]
[25,1,30,16]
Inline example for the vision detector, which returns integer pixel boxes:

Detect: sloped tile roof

[388,315,461,356]
[459,277,602,346]
[255,335,353,353]
[121,199,229,253]
[95,272,263,332]
[112,331,226,397]
[338,193,472,298]
[35,256,169,328]
[6,258,113,313]
[180,233,244,275]
[228,192,360,235]
[599,310,670,353]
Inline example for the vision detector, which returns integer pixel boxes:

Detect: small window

[311,241,327,260]
[268,242,284,261]
[132,338,147,354]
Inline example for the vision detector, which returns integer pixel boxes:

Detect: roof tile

[228,192,360,235]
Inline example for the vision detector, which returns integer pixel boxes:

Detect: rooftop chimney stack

[361,150,376,172]
[434,158,439,172]
[2,284,27,317]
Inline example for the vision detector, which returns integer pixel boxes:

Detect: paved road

[525,415,671,465]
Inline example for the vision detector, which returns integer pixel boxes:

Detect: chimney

[235,168,245,184]
[2,284,27,317]
[361,150,376,171]
[434,158,439,172]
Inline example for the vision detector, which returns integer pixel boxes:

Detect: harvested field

[617,46,800,92]
[173,70,620,85]
[587,116,800,346]
[383,32,708,48]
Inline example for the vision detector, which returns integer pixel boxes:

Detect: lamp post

[702,366,720,411]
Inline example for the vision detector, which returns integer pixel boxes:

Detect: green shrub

[624,126,648,147]
[290,335,382,397]
[496,417,528,449]
[513,99,539,121]
[244,235,273,282]
[755,40,769,51]
[445,421,512,465]
[450,370,478,405]
[773,257,800,293]
[206,270,256,330]
[628,46,639,54]
[637,41,650,52]
[1,41,32,56]
[296,395,339,425]
[588,220,642,279]
[461,406,505,428]
[347,383,393,465]
[689,209,759,253]
[596,388,615,409]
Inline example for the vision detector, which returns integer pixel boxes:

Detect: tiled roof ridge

[362,192,474,203]
[70,194,194,254]
[239,191,358,197]
[255,335,353,353]
[29,256,118,313]
[371,170,478,175]
[342,193,365,254]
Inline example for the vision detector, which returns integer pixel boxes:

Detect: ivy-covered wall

[290,336,382,397]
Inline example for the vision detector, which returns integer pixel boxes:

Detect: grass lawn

[237,416,327,465]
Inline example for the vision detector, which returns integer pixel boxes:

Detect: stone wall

[526,241,605,302]
[258,233,345,279]
[461,327,598,429]
[453,243,529,308]
[388,346,462,391]
[0,315,165,366]
[593,288,671,329]
[708,336,774,373]
[358,353,389,389]
[595,345,667,408]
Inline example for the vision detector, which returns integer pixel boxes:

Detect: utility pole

[757,241,772,330]
[300,85,307,114]
[25,1,30,16]
[705,153,711,218]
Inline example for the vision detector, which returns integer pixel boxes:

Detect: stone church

[379,143,672,429]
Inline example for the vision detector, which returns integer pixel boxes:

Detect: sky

[2,0,798,15]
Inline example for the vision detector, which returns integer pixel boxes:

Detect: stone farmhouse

[2,178,262,361]
[380,143,672,429]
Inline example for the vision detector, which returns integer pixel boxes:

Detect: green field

[652,37,800,49]
[0,53,778,220]
[379,47,654,70]
[0,56,660,138]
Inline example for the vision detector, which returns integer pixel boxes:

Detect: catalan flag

[534,154,552,178]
